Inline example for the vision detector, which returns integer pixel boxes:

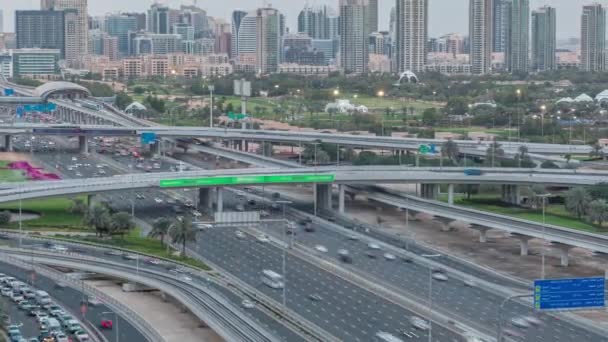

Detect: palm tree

[587,199,608,226]
[84,204,110,237]
[149,217,172,247]
[589,143,605,160]
[110,212,135,237]
[170,218,197,257]
[441,139,459,162]
[564,187,591,219]
[485,141,504,167]
[69,198,87,215]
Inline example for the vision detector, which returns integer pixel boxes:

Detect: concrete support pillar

[554,244,572,267]
[315,184,332,210]
[78,136,88,154]
[471,225,491,243]
[87,194,95,209]
[151,141,161,156]
[244,141,249,152]
[4,135,12,152]
[448,184,455,206]
[338,184,345,214]
[198,188,213,210]
[420,184,439,200]
[501,185,521,205]
[215,187,223,213]
[512,234,533,256]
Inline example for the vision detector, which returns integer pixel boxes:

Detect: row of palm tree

[83,204,134,237]
[149,217,197,257]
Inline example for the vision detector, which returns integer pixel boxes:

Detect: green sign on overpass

[159,173,336,188]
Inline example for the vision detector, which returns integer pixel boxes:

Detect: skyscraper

[339,0,369,74]
[105,14,137,56]
[42,0,88,65]
[395,0,428,73]
[368,0,379,33]
[581,3,606,72]
[231,10,248,58]
[469,0,493,74]
[256,8,282,74]
[492,0,507,52]
[298,5,329,39]
[0,10,4,33]
[531,6,556,72]
[16,11,65,58]
[505,0,529,73]
[147,4,170,34]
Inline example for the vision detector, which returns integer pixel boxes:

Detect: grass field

[77,228,210,270]
[0,196,88,231]
[0,161,26,182]
[445,195,603,233]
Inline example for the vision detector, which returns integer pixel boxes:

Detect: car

[256,234,270,243]
[338,249,352,263]
[235,204,245,212]
[522,315,543,327]
[87,297,101,306]
[36,312,49,324]
[383,253,396,261]
[247,199,256,206]
[464,279,476,287]
[100,319,113,329]
[145,258,162,265]
[54,333,69,342]
[1,287,12,296]
[510,317,530,329]
[11,293,24,302]
[235,231,246,239]
[65,320,81,333]
[23,290,35,299]
[432,272,449,282]
[181,275,192,282]
[366,251,377,259]
[308,293,323,301]
[241,299,255,309]
[410,316,430,331]
[18,301,32,311]
[154,198,163,204]
[367,243,381,250]
[74,330,90,342]
[502,328,524,338]
[58,314,73,326]
[122,253,137,260]
[347,235,359,241]
[314,245,328,253]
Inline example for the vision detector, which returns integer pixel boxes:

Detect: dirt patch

[0,152,36,164]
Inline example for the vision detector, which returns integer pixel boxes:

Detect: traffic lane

[0,261,147,342]
[256,221,605,342]
[2,296,40,339]
[194,226,464,342]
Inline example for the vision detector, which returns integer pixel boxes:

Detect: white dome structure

[555,97,574,104]
[595,90,608,102]
[398,71,419,84]
[125,102,147,114]
[574,94,593,102]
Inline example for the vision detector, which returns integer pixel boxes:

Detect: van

[47,318,61,332]
[35,290,51,305]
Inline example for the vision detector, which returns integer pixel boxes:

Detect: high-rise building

[131,33,181,55]
[531,6,556,72]
[505,0,529,73]
[42,0,88,65]
[256,8,282,74]
[103,36,119,61]
[173,23,195,41]
[0,10,4,33]
[236,12,257,57]
[147,4,170,34]
[15,11,65,58]
[124,13,147,31]
[88,29,105,55]
[105,14,137,56]
[492,0,507,52]
[339,0,369,74]
[11,49,61,78]
[369,32,389,55]
[298,5,329,39]
[581,3,606,72]
[469,0,493,74]
[179,5,209,38]
[328,14,340,40]
[395,0,428,73]
[368,0,379,33]
[231,10,248,58]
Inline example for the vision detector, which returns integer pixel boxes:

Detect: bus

[374,331,404,342]
[261,270,284,289]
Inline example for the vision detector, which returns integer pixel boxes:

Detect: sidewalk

[85,280,223,342]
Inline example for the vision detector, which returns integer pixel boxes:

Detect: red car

[101,319,113,329]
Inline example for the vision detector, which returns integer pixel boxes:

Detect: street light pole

[535,193,551,279]
[497,294,532,342]
[208,85,215,128]
[275,200,292,308]
[423,253,442,342]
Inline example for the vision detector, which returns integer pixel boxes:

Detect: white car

[235,231,246,239]
[256,234,270,243]
[55,333,69,342]
[367,242,381,250]
[1,287,12,296]
[50,244,68,252]
[511,317,530,329]
[241,299,255,309]
[410,316,430,331]
[74,330,90,342]
[432,273,449,282]
[315,245,328,253]
[383,253,396,260]
[522,315,543,327]
[464,279,476,287]
[154,198,163,204]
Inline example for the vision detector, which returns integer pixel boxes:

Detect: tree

[110,212,134,237]
[315,150,330,164]
[441,139,459,162]
[115,92,133,110]
[421,108,440,125]
[170,218,197,257]
[564,187,591,219]
[587,199,608,226]
[149,217,172,247]
[84,204,111,237]
[69,198,87,215]
[589,183,608,201]
[589,143,605,160]
[485,141,504,167]
[528,185,549,209]
[0,211,11,225]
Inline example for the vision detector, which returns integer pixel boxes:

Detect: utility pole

[208,85,215,128]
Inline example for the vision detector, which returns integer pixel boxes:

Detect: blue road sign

[4,88,14,96]
[534,277,605,310]
[141,132,157,145]
[16,106,24,118]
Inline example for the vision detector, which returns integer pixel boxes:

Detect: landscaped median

[0,197,91,232]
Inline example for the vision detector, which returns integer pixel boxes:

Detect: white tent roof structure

[595,90,608,102]
[574,94,593,102]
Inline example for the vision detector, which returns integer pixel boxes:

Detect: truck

[463,168,483,176]
[47,317,61,332]
[35,290,51,305]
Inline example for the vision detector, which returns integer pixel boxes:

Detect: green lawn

[0,161,26,182]
[447,196,604,233]
[0,197,89,231]
[76,228,211,270]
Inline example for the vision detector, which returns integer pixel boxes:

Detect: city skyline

[0,0,597,39]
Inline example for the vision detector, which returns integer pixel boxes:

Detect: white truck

[35,290,51,305]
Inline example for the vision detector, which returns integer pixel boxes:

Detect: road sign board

[234,79,251,97]
[418,144,437,155]
[141,132,157,145]
[227,112,248,121]
[16,106,24,118]
[4,88,14,96]
[160,173,336,188]
[534,277,605,310]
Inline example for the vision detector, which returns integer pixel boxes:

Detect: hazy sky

[0,0,595,39]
